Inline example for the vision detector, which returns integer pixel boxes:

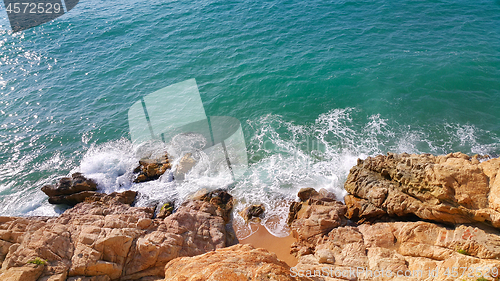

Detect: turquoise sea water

[1,0,499,235]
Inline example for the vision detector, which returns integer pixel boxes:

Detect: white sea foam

[3,108,499,237]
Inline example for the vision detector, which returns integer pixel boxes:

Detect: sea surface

[1,0,499,236]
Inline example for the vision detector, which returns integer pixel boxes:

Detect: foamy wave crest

[74,136,235,210]
[76,138,138,192]
[232,108,500,237]
[11,108,498,233]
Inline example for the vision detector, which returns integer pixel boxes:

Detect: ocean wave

[1,108,499,237]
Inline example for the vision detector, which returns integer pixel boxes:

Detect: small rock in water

[239,204,265,223]
[297,187,336,202]
[41,172,97,197]
[41,173,98,206]
[133,153,171,183]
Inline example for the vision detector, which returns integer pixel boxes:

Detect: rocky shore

[2,152,500,280]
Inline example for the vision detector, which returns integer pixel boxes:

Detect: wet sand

[238,224,298,267]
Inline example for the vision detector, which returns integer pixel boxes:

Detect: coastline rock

[344,152,500,228]
[292,220,500,281]
[288,187,500,281]
[156,202,174,219]
[239,204,265,223]
[193,189,234,223]
[0,190,234,280]
[133,154,171,183]
[289,190,348,258]
[41,173,97,206]
[84,190,137,205]
[0,263,44,281]
[163,244,312,281]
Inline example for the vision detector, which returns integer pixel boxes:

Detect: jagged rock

[0,263,44,281]
[48,190,137,207]
[287,187,500,281]
[297,188,319,202]
[0,190,234,280]
[289,191,348,258]
[42,173,98,206]
[194,189,233,223]
[344,152,500,228]
[163,244,312,281]
[343,195,386,224]
[239,204,265,223]
[41,173,97,197]
[48,191,97,206]
[288,188,339,226]
[133,154,171,183]
[297,188,337,203]
[292,220,500,281]
[156,202,174,219]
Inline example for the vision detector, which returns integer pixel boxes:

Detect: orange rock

[344,153,500,228]
[0,190,234,280]
[164,244,312,281]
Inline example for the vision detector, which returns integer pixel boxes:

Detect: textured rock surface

[289,188,348,258]
[0,190,233,280]
[41,173,98,206]
[287,187,500,280]
[155,202,174,219]
[133,154,171,183]
[292,220,500,281]
[0,263,44,281]
[344,152,500,227]
[164,244,311,281]
[239,204,265,223]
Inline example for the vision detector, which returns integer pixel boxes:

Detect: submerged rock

[133,153,172,183]
[41,173,98,206]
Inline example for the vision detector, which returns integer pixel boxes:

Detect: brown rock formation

[41,173,98,206]
[0,190,234,280]
[163,244,312,281]
[344,152,500,227]
[133,154,171,183]
[289,188,348,258]
[239,204,265,223]
[292,220,500,281]
[288,186,500,281]
[0,263,44,281]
